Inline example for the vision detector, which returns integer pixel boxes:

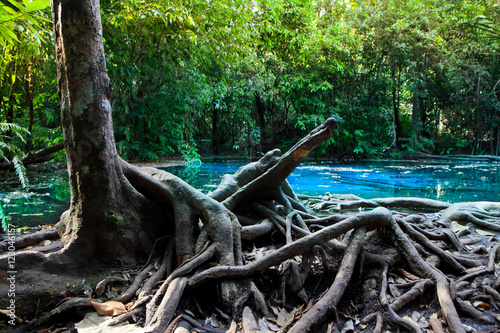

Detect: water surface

[1,160,499,228]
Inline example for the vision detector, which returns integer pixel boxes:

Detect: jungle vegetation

[1,1,500,333]
[0,0,499,165]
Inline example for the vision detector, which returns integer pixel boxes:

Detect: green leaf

[6,0,25,12]
[0,203,6,232]
[25,0,49,12]
[12,156,29,189]
[0,24,19,43]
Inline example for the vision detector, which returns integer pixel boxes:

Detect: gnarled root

[19,119,500,333]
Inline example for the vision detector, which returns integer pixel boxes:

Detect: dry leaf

[75,312,143,333]
[225,320,238,333]
[450,222,468,232]
[259,317,280,332]
[0,309,23,323]
[60,290,79,298]
[276,307,296,328]
[342,319,354,333]
[304,299,314,313]
[270,305,281,317]
[475,228,495,236]
[90,300,127,316]
[389,284,401,298]
[473,301,491,310]
[293,304,304,320]
[399,269,421,281]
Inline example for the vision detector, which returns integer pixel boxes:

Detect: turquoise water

[163,160,500,203]
[1,160,500,228]
[0,170,69,229]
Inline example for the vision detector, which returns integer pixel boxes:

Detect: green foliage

[0,122,29,188]
[1,0,499,165]
[0,0,50,45]
[179,142,202,166]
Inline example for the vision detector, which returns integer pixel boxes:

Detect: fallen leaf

[473,301,491,310]
[259,317,280,332]
[304,299,314,313]
[90,300,127,316]
[75,312,143,333]
[225,320,237,333]
[475,228,495,236]
[450,222,468,232]
[0,309,23,323]
[399,269,421,281]
[342,319,354,333]
[276,307,296,328]
[270,305,281,317]
[293,304,304,320]
[403,314,419,327]
[358,323,368,329]
[60,290,79,298]
[389,284,401,298]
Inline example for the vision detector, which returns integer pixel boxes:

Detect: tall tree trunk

[51,0,161,265]
[254,92,267,152]
[212,102,219,155]
[391,67,402,150]
[25,67,35,151]
[411,73,420,143]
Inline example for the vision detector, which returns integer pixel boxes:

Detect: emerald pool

[1,160,499,228]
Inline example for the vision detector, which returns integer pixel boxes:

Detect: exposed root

[440,202,500,231]
[0,229,60,254]
[15,119,500,333]
[288,226,367,332]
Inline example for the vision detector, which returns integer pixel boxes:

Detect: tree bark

[51,0,163,264]
[391,67,402,150]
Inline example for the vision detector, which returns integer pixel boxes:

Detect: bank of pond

[1,159,499,230]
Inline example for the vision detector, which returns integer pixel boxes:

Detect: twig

[380,265,422,333]
[288,226,367,333]
[113,262,156,303]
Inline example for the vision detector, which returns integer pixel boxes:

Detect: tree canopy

[0,0,499,162]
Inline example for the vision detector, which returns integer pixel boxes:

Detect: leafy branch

[0,0,50,45]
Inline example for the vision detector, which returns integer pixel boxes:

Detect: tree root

[0,229,60,254]
[288,226,367,333]
[15,119,500,333]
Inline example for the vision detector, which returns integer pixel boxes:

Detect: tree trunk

[254,92,267,152]
[391,67,402,150]
[51,0,163,265]
[212,102,219,155]
[25,67,35,151]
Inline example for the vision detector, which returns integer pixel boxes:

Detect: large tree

[50,0,164,263]
[4,1,500,333]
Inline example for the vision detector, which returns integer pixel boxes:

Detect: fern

[12,156,29,189]
[1,123,30,189]
[0,122,29,139]
[0,203,6,232]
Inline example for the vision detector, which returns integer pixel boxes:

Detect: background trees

[1,0,499,162]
